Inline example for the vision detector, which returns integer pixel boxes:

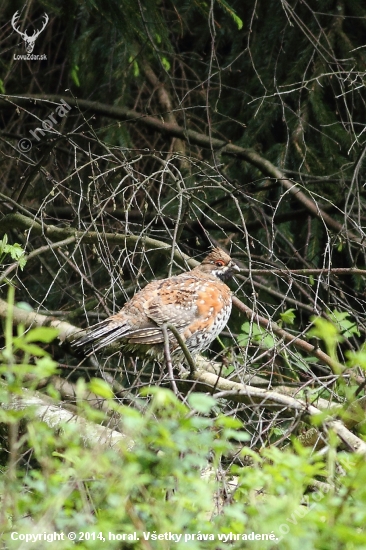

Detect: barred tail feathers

[74,320,130,352]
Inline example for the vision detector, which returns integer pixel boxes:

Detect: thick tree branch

[2,381,129,448]
[190,369,366,455]
[0,212,191,267]
[0,296,80,343]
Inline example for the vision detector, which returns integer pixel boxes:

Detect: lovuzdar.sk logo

[11,11,49,60]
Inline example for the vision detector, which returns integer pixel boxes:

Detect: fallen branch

[0,296,80,344]
[1,381,130,448]
[190,369,366,455]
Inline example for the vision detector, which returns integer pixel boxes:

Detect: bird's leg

[164,322,197,377]
[161,323,179,396]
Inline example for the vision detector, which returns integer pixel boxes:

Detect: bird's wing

[125,276,200,344]
[74,274,204,349]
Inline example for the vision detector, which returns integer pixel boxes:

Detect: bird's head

[195,247,240,281]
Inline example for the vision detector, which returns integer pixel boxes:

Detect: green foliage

[308,317,344,361]
[88,378,114,399]
[217,0,243,30]
[3,397,366,550]
[161,57,171,72]
[1,313,247,547]
[238,322,276,350]
[328,310,360,338]
[232,448,366,549]
[0,234,26,270]
[1,287,59,386]
[346,345,366,372]
[70,64,80,87]
[279,308,296,326]
[128,56,140,77]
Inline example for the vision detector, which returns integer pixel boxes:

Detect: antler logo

[11,11,49,54]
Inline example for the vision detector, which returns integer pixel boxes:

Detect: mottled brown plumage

[74,248,239,360]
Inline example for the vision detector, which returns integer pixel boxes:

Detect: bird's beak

[230,261,241,272]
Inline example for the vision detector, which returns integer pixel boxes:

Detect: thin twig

[0,236,76,284]
[0,94,361,242]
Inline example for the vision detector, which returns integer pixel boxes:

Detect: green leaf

[0,236,26,269]
[328,309,360,338]
[70,64,80,87]
[308,316,343,360]
[0,233,8,251]
[12,340,48,356]
[133,61,139,77]
[346,344,366,370]
[128,56,140,77]
[16,302,34,312]
[217,0,243,30]
[35,356,59,377]
[161,57,171,72]
[225,429,250,442]
[24,327,59,344]
[188,393,217,414]
[9,243,27,268]
[280,308,296,325]
[238,322,276,349]
[88,378,114,398]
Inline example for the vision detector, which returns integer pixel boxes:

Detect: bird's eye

[215,260,225,267]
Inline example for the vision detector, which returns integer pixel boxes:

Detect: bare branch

[0,94,360,241]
